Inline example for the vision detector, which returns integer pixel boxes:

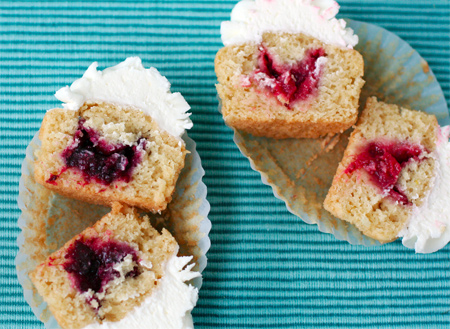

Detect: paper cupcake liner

[227,20,449,249]
[15,131,211,328]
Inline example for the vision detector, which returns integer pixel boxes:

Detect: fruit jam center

[344,141,424,205]
[250,46,327,108]
[59,118,147,186]
[63,237,140,308]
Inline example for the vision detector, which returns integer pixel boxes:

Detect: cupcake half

[324,97,450,253]
[34,58,192,212]
[215,0,364,139]
[30,204,200,329]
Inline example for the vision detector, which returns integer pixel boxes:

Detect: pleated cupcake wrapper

[225,20,450,250]
[15,131,211,328]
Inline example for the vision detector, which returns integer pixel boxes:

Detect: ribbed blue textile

[1,1,449,328]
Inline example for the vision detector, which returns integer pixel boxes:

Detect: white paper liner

[225,20,450,251]
[15,131,211,328]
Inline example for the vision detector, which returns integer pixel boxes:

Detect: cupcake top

[399,125,450,253]
[220,0,358,48]
[84,254,200,329]
[55,57,193,138]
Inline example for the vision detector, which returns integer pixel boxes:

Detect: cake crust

[215,32,365,139]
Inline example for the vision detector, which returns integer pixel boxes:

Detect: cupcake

[34,57,192,212]
[324,97,450,252]
[30,204,200,329]
[215,0,364,139]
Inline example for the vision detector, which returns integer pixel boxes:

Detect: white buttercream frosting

[221,0,358,48]
[55,57,193,138]
[83,255,200,329]
[399,126,450,253]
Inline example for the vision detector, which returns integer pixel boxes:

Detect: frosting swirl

[221,0,358,48]
[55,57,193,138]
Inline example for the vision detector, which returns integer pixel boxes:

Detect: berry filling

[48,118,147,186]
[249,46,327,108]
[344,141,425,205]
[63,237,140,311]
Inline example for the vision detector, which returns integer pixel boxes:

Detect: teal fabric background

[1,1,450,328]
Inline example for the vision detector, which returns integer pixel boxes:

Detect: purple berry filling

[63,237,140,310]
[250,46,327,109]
[344,141,425,205]
[52,118,147,186]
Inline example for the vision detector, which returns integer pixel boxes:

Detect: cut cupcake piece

[35,57,192,212]
[324,97,450,251]
[30,204,200,329]
[215,0,364,139]
[35,101,186,212]
[216,32,364,138]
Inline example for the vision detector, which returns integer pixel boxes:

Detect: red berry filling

[249,46,327,108]
[63,237,140,311]
[344,141,425,205]
[46,174,59,185]
[47,118,147,186]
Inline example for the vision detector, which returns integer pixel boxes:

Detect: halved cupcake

[215,0,364,138]
[34,57,192,212]
[324,97,450,252]
[30,204,200,329]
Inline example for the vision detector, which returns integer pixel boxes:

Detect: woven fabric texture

[1,1,450,328]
